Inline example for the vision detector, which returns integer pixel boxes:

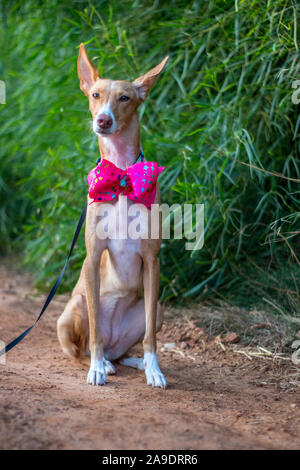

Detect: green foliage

[0,0,299,318]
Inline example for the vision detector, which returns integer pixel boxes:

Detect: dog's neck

[97,112,141,170]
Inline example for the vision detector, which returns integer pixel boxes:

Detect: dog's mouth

[94,124,121,137]
[94,127,114,136]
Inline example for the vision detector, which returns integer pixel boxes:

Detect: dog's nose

[97,114,113,130]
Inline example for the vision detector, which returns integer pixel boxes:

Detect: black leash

[0,150,144,358]
[0,201,87,357]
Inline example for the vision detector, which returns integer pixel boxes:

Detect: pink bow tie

[87,159,166,208]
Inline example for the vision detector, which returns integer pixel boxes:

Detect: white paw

[87,357,107,385]
[119,357,144,370]
[144,352,167,389]
[104,358,116,375]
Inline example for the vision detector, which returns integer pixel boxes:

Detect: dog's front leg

[142,252,167,389]
[85,247,106,385]
[84,203,107,385]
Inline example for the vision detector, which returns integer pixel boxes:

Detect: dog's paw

[87,358,107,386]
[144,352,167,389]
[119,357,144,370]
[104,358,116,375]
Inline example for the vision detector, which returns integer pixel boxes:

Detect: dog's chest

[101,196,148,291]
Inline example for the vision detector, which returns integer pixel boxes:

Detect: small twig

[215,340,227,352]
[163,346,196,362]
[233,345,291,362]
[234,349,253,360]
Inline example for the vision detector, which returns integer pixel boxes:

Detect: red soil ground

[0,265,300,450]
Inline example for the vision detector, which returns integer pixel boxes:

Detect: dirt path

[0,264,300,450]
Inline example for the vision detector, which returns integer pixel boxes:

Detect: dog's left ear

[133,56,169,101]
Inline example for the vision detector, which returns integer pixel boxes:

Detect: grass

[0,0,299,327]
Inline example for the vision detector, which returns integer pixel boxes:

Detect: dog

[57,44,169,388]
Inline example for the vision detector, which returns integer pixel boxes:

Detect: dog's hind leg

[103,358,116,375]
[118,301,163,371]
[57,294,89,358]
[57,294,116,375]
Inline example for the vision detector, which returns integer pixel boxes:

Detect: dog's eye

[120,95,130,102]
[92,92,100,99]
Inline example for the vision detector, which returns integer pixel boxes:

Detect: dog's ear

[133,56,169,101]
[77,43,99,96]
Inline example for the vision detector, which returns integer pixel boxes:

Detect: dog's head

[77,44,168,136]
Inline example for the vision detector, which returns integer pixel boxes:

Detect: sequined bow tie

[87,158,166,208]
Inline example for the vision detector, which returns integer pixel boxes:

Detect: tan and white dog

[57,44,169,388]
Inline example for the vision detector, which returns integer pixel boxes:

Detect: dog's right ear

[77,43,99,96]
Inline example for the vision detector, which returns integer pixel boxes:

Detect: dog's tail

[57,326,80,358]
[57,294,88,358]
